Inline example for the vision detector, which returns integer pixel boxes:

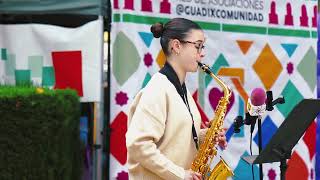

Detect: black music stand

[242,99,320,180]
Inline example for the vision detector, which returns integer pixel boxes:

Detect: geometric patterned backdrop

[110,1,317,179]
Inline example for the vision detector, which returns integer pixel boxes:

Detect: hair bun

[150,22,164,38]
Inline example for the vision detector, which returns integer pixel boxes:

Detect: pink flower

[287,62,294,74]
[268,168,276,180]
[116,171,128,180]
[144,53,153,67]
[115,91,128,106]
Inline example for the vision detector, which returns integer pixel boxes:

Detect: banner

[0,19,103,102]
[110,0,317,179]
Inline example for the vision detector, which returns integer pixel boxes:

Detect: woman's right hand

[184,170,202,180]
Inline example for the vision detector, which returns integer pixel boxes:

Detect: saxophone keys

[199,165,205,172]
[206,149,213,156]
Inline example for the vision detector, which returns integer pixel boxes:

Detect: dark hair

[150,18,202,55]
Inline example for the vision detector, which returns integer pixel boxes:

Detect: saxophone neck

[197,62,231,98]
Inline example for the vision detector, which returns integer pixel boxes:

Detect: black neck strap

[159,62,199,149]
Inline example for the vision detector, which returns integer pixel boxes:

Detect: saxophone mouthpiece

[197,61,211,75]
[197,61,204,67]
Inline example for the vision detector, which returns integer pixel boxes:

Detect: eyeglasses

[180,40,205,54]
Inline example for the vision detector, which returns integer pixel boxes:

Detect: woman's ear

[170,39,181,55]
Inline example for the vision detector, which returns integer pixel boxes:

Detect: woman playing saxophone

[126,18,227,180]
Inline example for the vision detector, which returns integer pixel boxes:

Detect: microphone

[247,88,267,116]
[234,88,267,134]
[247,88,267,133]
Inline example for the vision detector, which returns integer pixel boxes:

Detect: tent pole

[93,15,105,180]
[105,0,112,179]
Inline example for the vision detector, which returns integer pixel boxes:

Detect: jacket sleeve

[126,85,185,180]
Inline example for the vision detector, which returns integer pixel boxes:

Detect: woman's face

[179,29,206,72]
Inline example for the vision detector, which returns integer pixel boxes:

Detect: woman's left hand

[204,121,227,149]
[216,129,227,149]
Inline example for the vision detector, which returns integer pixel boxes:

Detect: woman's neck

[167,58,186,85]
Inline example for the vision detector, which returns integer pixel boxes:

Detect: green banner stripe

[311,31,317,38]
[123,14,170,25]
[197,21,220,31]
[116,13,316,38]
[268,28,310,38]
[123,14,220,31]
[222,24,267,34]
[113,14,121,22]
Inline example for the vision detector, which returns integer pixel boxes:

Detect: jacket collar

[159,62,186,100]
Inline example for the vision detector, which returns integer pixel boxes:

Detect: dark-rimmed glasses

[180,40,205,54]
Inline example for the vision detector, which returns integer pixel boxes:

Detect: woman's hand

[216,129,227,149]
[204,121,227,149]
[184,170,202,180]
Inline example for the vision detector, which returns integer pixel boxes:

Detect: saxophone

[191,62,234,180]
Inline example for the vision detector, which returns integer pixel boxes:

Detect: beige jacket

[126,72,206,180]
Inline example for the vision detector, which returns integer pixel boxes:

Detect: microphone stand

[257,115,263,180]
[233,91,285,180]
[256,91,285,180]
[249,114,263,180]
